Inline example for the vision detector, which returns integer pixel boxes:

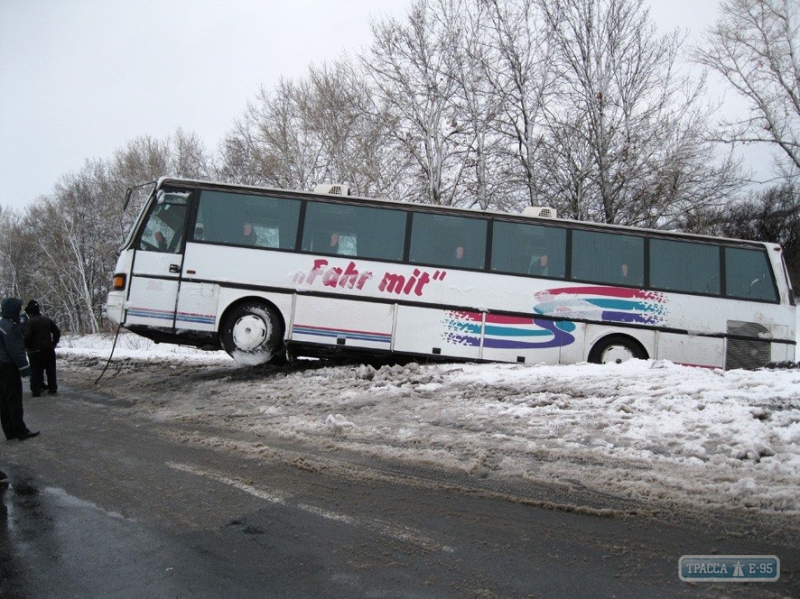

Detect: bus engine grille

[726,321,771,370]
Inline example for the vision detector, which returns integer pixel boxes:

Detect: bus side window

[410,213,487,270]
[491,221,565,278]
[571,229,643,286]
[650,238,719,295]
[194,191,300,250]
[725,247,778,302]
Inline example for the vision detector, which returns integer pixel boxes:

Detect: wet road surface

[1,373,798,598]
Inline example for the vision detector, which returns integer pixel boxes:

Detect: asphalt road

[0,367,797,598]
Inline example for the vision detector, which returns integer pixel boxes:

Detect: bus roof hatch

[314,184,351,196]
[522,206,557,219]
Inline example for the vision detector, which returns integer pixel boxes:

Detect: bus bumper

[105,292,126,327]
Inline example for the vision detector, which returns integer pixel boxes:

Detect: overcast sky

[0,0,751,212]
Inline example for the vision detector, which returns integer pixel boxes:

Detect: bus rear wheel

[588,335,647,365]
[220,302,283,365]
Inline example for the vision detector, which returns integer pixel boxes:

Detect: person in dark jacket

[23,300,60,397]
[0,298,38,440]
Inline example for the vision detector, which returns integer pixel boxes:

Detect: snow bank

[59,334,800,514]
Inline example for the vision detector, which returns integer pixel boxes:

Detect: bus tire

[220,301,283,366]
[588,335,647,365]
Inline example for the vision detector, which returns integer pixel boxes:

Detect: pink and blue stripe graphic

[442,312,576,349]
[441,286,669,350]
[533,286,668,325]
[127,307,216,326]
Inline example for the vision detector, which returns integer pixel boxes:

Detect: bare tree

[442,0,510,210]
[0,130,213,334]
[218,62,401,198]
[22,164,113,333]
[364,0,465,205]
[219,76,339,191]
[216,115,275,187]
[303,61,404,198]
[536,113,596,220]
[0,208,35,301]
[539,0,743,227]
[694,0,800,177]
[110,135,170,187]
[171,128,212,179]
[245,77,326,190]
[481,0,559,209]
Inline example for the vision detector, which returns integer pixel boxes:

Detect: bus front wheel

[220,302,283,365]
[588,335,647,365]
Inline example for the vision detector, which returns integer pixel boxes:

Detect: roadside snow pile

[325,413,357,434]
[60,333,231,364]
[59,334,800,513]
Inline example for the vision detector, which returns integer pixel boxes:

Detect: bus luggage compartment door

[481,313,564,365]
[393,306,482,360]
[291,296,394,351]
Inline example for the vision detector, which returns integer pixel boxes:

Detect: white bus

[105,177,796,369]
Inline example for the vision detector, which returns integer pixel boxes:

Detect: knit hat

[2,298,22,321]
[25,300,40,316]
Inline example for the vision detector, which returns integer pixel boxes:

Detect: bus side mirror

[123,188,133,211]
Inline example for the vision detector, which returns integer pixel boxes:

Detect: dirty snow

[59,334,800,515]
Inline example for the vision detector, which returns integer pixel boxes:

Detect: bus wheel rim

[601,345,635,364]
[232,314,268,352]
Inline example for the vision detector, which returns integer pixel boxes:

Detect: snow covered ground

[59,334,800,516]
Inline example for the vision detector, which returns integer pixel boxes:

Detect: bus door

[124,191,189,329]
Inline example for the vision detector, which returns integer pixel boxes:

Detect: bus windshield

[136,192,189,253]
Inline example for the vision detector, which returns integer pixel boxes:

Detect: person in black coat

[23,300,61,397]
[0,298,38,440]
